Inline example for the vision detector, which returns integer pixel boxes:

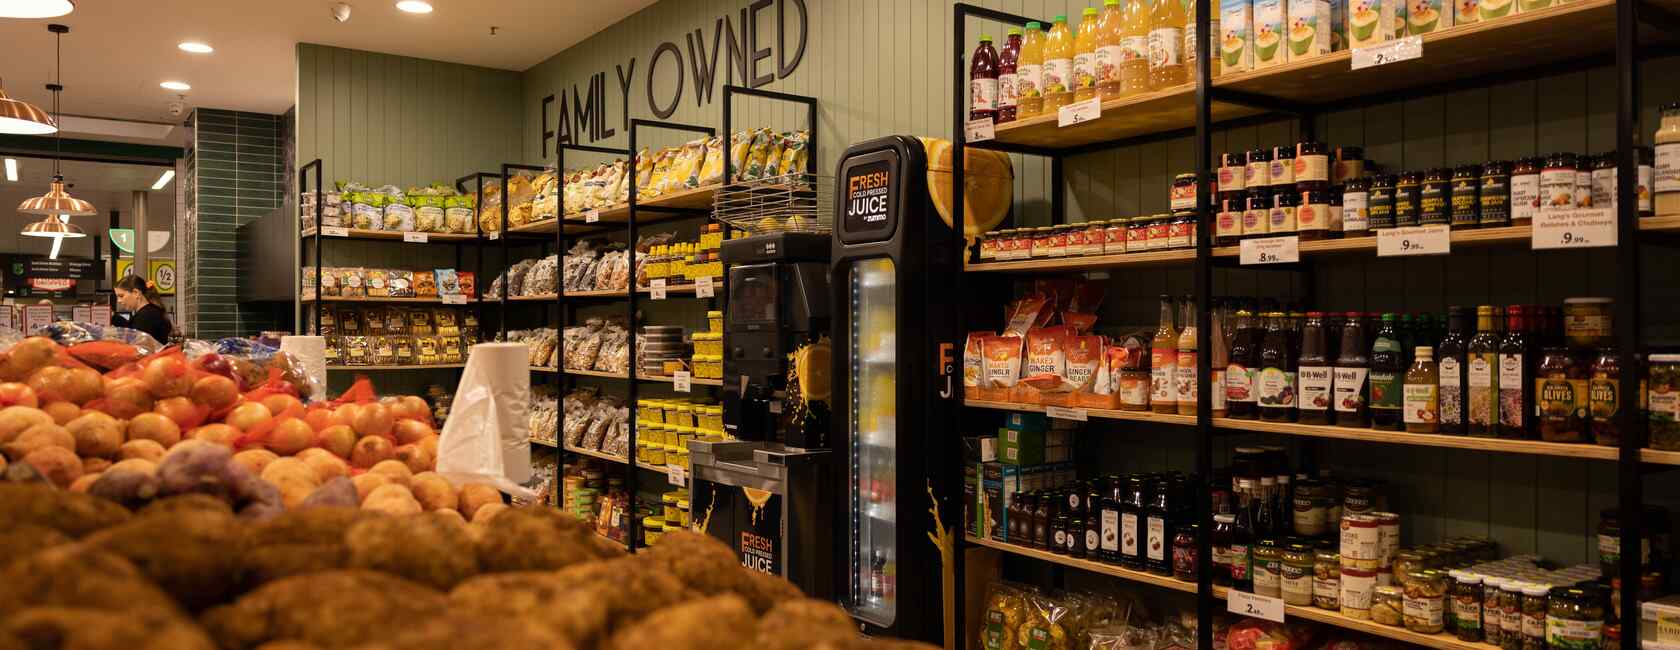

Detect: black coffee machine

[719,231,830,448]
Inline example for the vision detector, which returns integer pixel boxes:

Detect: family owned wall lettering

[540,0,808,155]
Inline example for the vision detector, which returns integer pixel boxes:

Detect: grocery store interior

[1,0,1678,648]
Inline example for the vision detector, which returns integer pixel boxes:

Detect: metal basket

[711,172,833,235]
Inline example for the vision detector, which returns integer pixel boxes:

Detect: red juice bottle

[970,35,999,122]
[997,28,1022,123]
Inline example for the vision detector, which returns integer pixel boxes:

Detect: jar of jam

[1342,176,1370,236]
[1029,227,1051,257]
[1541,152,1578,212]
[1590,348,1620,447]
[1295,141,1331,188]
[1298,189,1330,239]
[1270,190,1299,234]
[1246,147,1272,188]
[1536,347,1588,443]
[1216,190,1246,246]
[1639,146,1656,215]
[1082,219,1106,255]
[1062,223,1085,257]
[1481,160,1511,227]
[1270,145,1296,188]
[1394,171,1423,227]
[1045,225,1069,257]
[1328,186,1344,238]
[1127,216,1150,251]
[1146,214,1172,249]
[1171,173,1199,212]
[1419,168,1450,226]
[1511,156,1542,226]
[1450,165,1481,228]
[1334,145,1366,185]
[1244,187,1272,238]
[1368,175,1397,230]
[1219,151,1248,192]
[1168,211,1194,248]
[1104,218,1127,255]
[978,231,998,260]
[1576,152,1596,209]
[1172,523,1197,581]
[1591,152,1617,210]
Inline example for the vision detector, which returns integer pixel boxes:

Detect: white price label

[965,117,996,143]
[1351,36,1423,70]
[649,278,667,300]
[1377,224,1451,257]
[440,294,467,305]
[695,275,715,298]
[402,231,428,243]
[667,465,687,486]
[585,210,601,223]
[321,226,349,237]
[487,231,501,240]
[1044,406,1088,422]
[1227,590,1287,623]
[1057,97,1102,128]
[1531,208,1617,250]
[672,370,692,393]
[1240,236,1300,265]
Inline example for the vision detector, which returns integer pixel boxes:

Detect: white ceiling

[0,0,654,128]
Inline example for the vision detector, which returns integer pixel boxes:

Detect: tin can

[1340,513,1381,561]
[1375,511,1402,572]
[1341,566,1379,620]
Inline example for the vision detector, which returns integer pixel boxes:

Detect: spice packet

[964,331,992,398]
[1003,293,1052,338]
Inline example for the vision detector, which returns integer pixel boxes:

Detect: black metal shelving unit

[948,2,1670,649]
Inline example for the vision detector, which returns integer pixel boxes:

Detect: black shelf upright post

[1615,2,1642,648]
[1192,0,1215,647]
[300,159,323,334]
[497,163,549,341]
[721,83,821,313]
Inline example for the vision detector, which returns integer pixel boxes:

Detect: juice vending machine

[831,136,961,642]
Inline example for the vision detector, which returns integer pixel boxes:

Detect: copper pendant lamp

[0,80,55,136]
[19,24,95,219]
[20,214,85,238]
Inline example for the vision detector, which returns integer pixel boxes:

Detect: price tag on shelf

[1057,97,1101,128]
[1532,207,1617,249]
[321,226,348,237]
[585,210,601,224]
[1377,224,1451,257]
[440,294,467,305]
[1239,236,1300,265]
[649,278,667,300]
[965,117,996,143]
[402,231,428,243]
[1044,406,1088,422]
[1227,591,1286,623]
[695,275,716,298]
[672,370,692,393]
[1351,36,1423,71]
[487,231,501,241]
[667,465,687,486]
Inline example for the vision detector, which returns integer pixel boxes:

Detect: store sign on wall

[115,260,179,295]
[539,0,809,153]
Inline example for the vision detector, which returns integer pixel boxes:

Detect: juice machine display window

[849,257,898,622]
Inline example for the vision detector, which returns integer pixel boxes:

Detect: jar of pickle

[1521,583,1550,650]
[1372,585,1405,626]
[1453,572,1484,642]
[1482,576,1506,647]
[1500,579,1525,650]
[1281,542,1315,606]
[1313,547,1340,610]
[1253,538,1282,598]
[1546,586,1603,650]
[1393,550,1425,583]
[1403,569,1448,634]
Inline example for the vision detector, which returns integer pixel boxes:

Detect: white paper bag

[437,342,535,499]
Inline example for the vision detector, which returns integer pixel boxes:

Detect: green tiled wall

[189,109,283,339]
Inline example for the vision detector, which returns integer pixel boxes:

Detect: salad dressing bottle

[1176,296,1199,416]
[1152,294,1181,414]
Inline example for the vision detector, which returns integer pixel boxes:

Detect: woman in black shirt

[113,275,174,344]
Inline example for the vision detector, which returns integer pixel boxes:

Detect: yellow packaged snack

[778,131,809,177]
[642,148,674,199]
[633,148,654,196]
[680,138,708,188]
[744,129,777,180]
[730,130,761,182]
[698,136,725,186]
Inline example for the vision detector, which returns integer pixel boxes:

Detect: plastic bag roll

[438,342,535,499]
[278,335,327,399]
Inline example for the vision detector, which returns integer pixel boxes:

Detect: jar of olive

[1481,160,1511,227]
[1281,541,1315,606]
[1420,167,1451,226]
[1452,573,1484,642]
[1403,569,1448,634]
[1590,349,1620,447]
[1500,579,1525,650]
[1373,585,1405,626]
[1546,585,1603,650]
[1393,550,1425,583]
[1450,165,1480,228]
[1521,583,1550,650]
[1394,171,1423,227]
[1313,546,1341,610]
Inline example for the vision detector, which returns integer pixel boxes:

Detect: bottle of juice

[1096,0,1126,100]
[998,28,1022,123]
[1151,294,1180,414]
[969,35,998,122]
[1073,8,1101,103]
[1043,15,1074,111]
[1017,22,1045,118]
[1149,0,1188,89]
[1121,0,1150,95]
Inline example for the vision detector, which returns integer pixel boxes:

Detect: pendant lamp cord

[51,27,61,178]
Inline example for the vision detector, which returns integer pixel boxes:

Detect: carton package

[1253,0,1288,69]
[1288,0,1334,61]
[1221,0,1256,73]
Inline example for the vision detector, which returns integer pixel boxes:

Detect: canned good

[1374,511,1401,571]
[1340,566,1379,620]
[1340,513,1381,562]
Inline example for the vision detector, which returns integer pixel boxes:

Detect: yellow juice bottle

[1017,22,1045,118]
[1149,0,1188,89]
[1096,0,1126,100]
[1042,14,1074,111]
[1121,0,1150,95]
[1072,7,1101,103]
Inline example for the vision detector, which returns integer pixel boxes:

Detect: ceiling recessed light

[396,1,433,14]
[178,41,213,54]
[160,81,191,91]
[0,0,74,19]
[151,170,175,191]
[3,159,16,183]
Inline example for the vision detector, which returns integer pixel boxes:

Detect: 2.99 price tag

[1377,224,1451,257]
[1240,236,1300,265]
[649,278,667,300]
[1532,208,1616,249]
[672,370,692,393]
[1057,97,1102,128]
[1227,591,1286,623]
[1352,36,1423,70]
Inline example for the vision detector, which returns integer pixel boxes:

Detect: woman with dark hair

[113,274,174,344]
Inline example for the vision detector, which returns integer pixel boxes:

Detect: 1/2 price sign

[1377,224,1451,257]
[1532,208,1616,250]
[1240,236,1300,265]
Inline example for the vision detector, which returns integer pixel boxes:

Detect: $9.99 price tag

[1532,208,1616,250]
[1377,225,1451,257]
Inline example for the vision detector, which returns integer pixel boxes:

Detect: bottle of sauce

[1658,102,1680,215]
[1227,309,1261,419]
[969,35,999,122]
[1467,305,1502,437]
[1370,313,1405,431]
[1343,176,1371,237]
[1148,0,1186,90]
[1099,476,1122,563]
[1084,482,1104,557]
[1120,0,1150,96]
[1145,477,1173,575]
[1212,513,1236,586]
[1096,0,1126,100]
[1073,8,1101,103]
[1016,22,1045,119]
[1259,312,1297,422]
[1395,171,1423,227]
[1296,312,1331,425]
[997,29,1021,124]
[1498,305,1532,440]
[1509,156,1541,227]
[1121,475,1146,569]
[1177,296,1199,416]
[1230,485,1256,592]
[1033,491,1051,549]
[1479,161,1510,227]
[1437,306,1470,435]
[1334,310,1370,427]
[1211,297,1229,418]
[1043,15,1075,112]
[1152,294,1180,414]
[1404,346,1440,433]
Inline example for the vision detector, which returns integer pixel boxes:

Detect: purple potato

[300,476,357,510]
[156,442,236,499]
[239,501,284,521]
[88,469,161,509]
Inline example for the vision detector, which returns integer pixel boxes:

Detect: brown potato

[0,483,131,537]
[22,445,81,488]
[409,472,456,512]
[125,412,181,447]
[456,483,501,520]
[3,423,74,460]
[199,570,447,649]
[754,599,859,650]
[0,405,53,445]
[69,472,101,493]
[0,543,179,615]
[345,514,478,589]
[351,473,393,503]
[341,613,573,650]
[83,508,244,611]
[42,400,80,425]
[66,410,124,458]
[119,439,167,463]
[80,456,111,475]
[605,594,755,650]
[475,507,611,573]
[3,607,217,650]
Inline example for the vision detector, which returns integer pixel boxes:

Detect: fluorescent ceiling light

[151,169,175,190]
[159,81,191,91]
[396,1,433,14]
[0,0,74,19]
[3,159,15,182]
[48,230,62,259]
[178,41,213,54]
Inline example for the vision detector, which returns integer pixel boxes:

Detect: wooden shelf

[507,185,719,233]
[1643,448,1680,465]
[636,461,671,475]
[1213,417,1629,462]
[964,399,1196,426]
[1212,586,1499,650]
[530,438,558,448]
[1640,215,1680,232]
[506,294,557,302]
[987,84,1261,150]
[564,444,629,464]
[565,289,630,298]
[567,369,630,380]
[967,248,1196,273]
[641,373,724,387]
[326,363,465,371]
[964,536,1198,594]
[530,366,559,374]
[302,296,450,304]
[301,228,479,242]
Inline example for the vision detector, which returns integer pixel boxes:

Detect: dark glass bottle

[1212,513,1236,586]
[1084,482,1104,558]
[1007,492,1027,544]
[1467,306,1502,438]
[1227,310,1262,419]
[1334,310,1370,427]
[1052,499,1072,555]
[1100,476,1122,563]
[1033,491,1051,549]
[1121,476,1147,569]
[1067,514,1085,557]
[1450,164,1481,228]
[1498,306,1533,439]
[1398,313,1418,367]
[1146,477,1173,575]
[1230,487,1256,592]
[1297,312,1332,424]
[1370,314,1405,431]
[1259,313,1297,422]
[1065,481,1086,521]
[1437,306,1470,435]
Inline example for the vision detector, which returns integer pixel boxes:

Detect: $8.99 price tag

[1240,236,1300,265]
